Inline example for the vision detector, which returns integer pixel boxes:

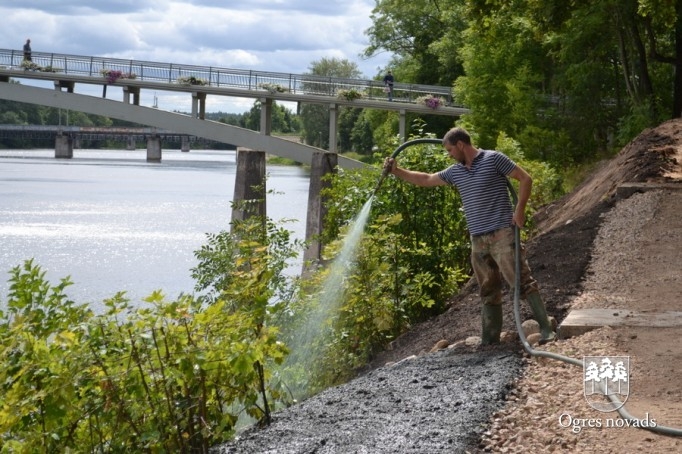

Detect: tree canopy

[362,0,682,166]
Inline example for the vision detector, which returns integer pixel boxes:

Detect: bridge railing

[0,48,455,105]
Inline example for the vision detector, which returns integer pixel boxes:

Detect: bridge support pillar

[232,148,266,223]
[146,135,162,162]
[54,80,74,93]
[191,92,207,120]
[399,109,407,142]
[260,97,272,136]
[123,86,141,105]
[328,103,338,153]
[126,136,136,150]
[181,136,190,152]
[302,151,338,273]
[55,134,73,159]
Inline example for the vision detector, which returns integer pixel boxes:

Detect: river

[0,148,310,312]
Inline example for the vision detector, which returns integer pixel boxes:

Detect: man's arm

[385,158,447,187]
[507,165,532,228]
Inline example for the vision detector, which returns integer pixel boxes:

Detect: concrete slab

[558,309,682,339]
[616,181,682,199]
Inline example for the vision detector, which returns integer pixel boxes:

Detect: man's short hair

[443,127,471,146]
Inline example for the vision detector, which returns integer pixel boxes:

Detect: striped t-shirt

[437,150,516,236]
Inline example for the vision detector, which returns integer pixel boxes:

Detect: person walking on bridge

[383,70,394,101]
[383,127,557,346]
[23,39,32,61]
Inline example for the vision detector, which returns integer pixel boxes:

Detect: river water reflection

[0,148,310,312]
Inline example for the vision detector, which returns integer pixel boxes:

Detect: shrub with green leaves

[323,134,470,315]
[0,213,300,452]
[295,134,468,388]
[305,128,563,386]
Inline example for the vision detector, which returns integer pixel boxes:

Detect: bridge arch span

[0,82,365,169]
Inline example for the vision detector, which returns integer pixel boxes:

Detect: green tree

[338,106,363,152]
[455,0,679,163]
[349,111,375,156]
[242,100,299,133]
[638,0,682,117]
[300,58,362,148]
[364,0,466,85]
[362,0,681,169]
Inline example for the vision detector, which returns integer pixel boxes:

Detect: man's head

[443,127,473,164]
[442,127,471,147]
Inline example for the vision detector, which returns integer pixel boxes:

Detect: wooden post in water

[303,151,338,273]
[55,133,73,158]
[232,148,266,223]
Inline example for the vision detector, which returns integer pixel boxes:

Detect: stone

[526,333,541,346]
[522,319,540,336]
[430,339,449,352]
[465,336,481,346]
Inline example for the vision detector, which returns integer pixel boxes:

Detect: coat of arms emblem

[583,356,630,412]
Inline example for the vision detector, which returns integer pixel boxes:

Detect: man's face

[445,141,464,164]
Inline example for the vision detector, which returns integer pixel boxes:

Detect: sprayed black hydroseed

[211,348,522,453]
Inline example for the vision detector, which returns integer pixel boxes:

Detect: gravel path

[480,189,682,453]
[212,349,521,453]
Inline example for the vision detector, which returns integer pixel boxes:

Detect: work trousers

[470,226,539,306]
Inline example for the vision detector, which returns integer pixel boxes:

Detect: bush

[0,215,298,452]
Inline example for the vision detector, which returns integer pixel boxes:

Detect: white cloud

[2,0,389,112]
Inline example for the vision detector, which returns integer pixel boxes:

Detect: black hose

[372,138,443,197]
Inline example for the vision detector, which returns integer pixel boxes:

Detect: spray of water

[286,196,375,395]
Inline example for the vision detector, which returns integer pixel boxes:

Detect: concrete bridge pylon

[55,133,73,158]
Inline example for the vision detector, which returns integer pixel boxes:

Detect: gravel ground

[212,348,522,453]
[480,189,682,453]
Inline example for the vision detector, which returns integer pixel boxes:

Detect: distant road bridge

[0,125,218,152]
[0,125,201,142]
[0,48,468,167]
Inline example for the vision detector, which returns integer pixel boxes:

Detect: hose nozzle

[371,165,392,197]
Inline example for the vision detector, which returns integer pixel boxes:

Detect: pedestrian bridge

[0,48,468,169]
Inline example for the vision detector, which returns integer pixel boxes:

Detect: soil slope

[213,119,682,453]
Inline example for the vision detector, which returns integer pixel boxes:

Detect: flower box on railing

[20,60,61,73]
[337,89,363,101]
[100,69,137,84]
[416,95,445,109]
[259,83,288,94]
[176,76,208,86]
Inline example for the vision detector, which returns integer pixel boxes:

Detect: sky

[2,0,392,113]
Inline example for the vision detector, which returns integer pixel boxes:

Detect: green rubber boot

[481,304,503,345]
[526,292,557,344]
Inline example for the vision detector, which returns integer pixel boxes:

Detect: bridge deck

[0,48,465,112]
[0,49,469,168]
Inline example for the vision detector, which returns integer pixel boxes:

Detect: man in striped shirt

[383,127,556,346]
